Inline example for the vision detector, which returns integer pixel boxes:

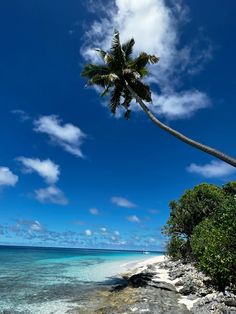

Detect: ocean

[0,245,161,313]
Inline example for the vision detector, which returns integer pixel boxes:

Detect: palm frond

[89,73,119,87]
[122,89,132,109]
[94,48,114,65]
[100,84,111,97]
[149,55,160,64]
[123,69,141,80]
[122,38,135,60]
[128,52,159,71]
[81,64,109,79]
[110,84,123,114]
[139,67,149,78]
[88,74,107,88]
[110,30,126,68]
[94,48,107,61]
[129,80,152,102]
[124,109,131,119]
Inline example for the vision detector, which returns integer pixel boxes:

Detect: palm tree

[81,30,236,168]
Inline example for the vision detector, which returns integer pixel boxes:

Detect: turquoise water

[0,246,161,313]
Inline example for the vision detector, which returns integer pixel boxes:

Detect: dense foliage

[166,236,188,261]
[163,181,236,291]
[163,183,225,238]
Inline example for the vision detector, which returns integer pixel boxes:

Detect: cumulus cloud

[0,167,18,187]
[82,0,211,120]
[89,208,100,215]
[148,91,210,120]
[35,186,68,205]
[85,229,92,236]
[17,157,60,184]
[34,115,86,158]
[111,196,137,208]
[126,215,141,223]
[187,160,236,178]
[114,230,120,236]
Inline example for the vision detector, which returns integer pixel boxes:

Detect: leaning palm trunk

[82,31,236,168]
[125,81,236,168]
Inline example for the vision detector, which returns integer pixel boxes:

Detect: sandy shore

[122,254,199,311]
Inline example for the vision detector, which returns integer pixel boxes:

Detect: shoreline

[120,254,199,310]
[84,253,236,314]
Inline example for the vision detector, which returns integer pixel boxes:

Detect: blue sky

[0,0,236,250]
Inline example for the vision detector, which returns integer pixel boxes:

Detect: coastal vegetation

[81,30,236,167]
[163,181,236,292]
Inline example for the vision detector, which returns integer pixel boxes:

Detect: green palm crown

[81,30,159,119]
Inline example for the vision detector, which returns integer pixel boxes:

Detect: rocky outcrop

[192,293,236,314]
[127,271,155,287]
[97,278,190,314]
[159,259,236,314]
[160,260,214,296]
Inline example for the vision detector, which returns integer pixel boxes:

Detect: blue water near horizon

[0,245,162,313]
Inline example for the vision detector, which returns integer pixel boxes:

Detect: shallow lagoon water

[0,246,161,313]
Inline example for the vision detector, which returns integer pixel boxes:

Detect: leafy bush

[166,236,188,261]
[163,183,225,239]
[163,181,236,291]
[223,181,236,197]
[191,197,236,291]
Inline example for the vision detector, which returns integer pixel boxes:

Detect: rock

[122,286,190,314]
[149,280,177,292]
[147,264,157,271]
[197,287,211,296]
[179,281,198,295]
[175,279,184,287]
[191,293,236,314]
[127,272,154,287]
[224,297,236,307]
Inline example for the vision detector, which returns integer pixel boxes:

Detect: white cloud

[111,196,137,208]
[35,186,68,205]
[114,230,120,236]
[0,167,18,187]
[29,220,43,232]
[17,220,44,232]
[126,215,141,223]
[89,208,100,215]
[17,157,60,184]
[11,109,30,122]
[148,237,156,243]
[85,229,92,236]
[34,115,86,158]
[100,227,107,234]
[82,0,211,119]
[148,90,210,120]
[187,160,236,178]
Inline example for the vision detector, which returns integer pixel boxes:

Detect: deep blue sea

[0,246,161,313]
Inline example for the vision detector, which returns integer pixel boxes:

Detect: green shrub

[166,236,188,261]
[191,198,236,291]
[163,183,225,238]
[223,181,236,197]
